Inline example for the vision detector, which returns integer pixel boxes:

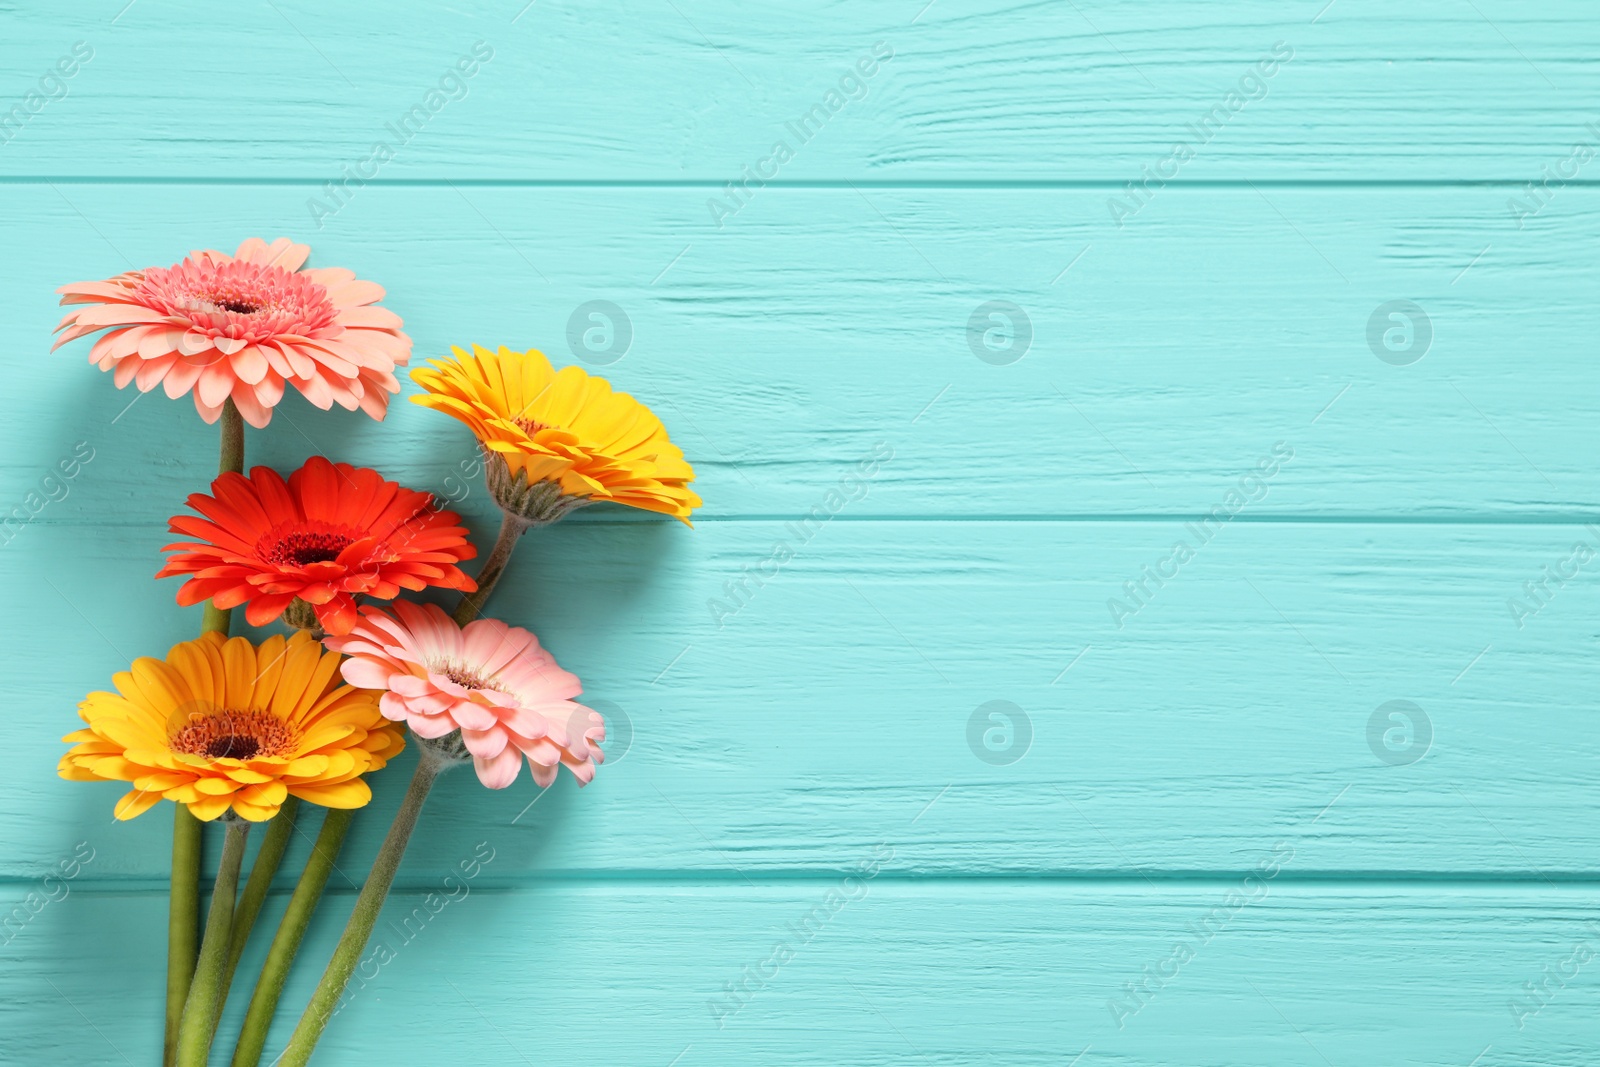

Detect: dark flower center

[265,530,353,567]
[135,257,342,338]
[206,735,261,759]
[442,665,489,690]
[170,709,298,761]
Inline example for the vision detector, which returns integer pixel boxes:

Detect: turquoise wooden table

[4,1,1599,1063]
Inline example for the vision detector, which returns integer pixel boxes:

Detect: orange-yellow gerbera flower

[53,237,410,428]
[59,631,404,821]
[410,345,700,524]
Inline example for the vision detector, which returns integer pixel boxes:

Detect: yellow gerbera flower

[411,345,701,524]
[59,631,403,821]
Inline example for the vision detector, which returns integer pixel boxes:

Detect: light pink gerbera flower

[52,237,410,428]
[325,601,606,789]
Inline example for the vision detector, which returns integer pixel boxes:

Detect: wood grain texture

[0,1,1597,180]
[7,185,1600,520]
[7,519,1599,881]
[6,884,1598,1066]
[3,1,1597,1063]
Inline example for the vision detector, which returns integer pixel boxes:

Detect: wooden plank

[7,185,1600,521]
[12,518,1600,881]
[1,1,1596,180]
[5,883,1596,1065]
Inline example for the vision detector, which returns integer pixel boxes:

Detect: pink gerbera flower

[53,237,410,428]
[326,601,606,789]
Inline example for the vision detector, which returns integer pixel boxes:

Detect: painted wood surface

[2,1,1597,1064]
[9,519,1600,882]
[6,185,1600,519]
[7,884,1600,1066]
[1,2,1598,181]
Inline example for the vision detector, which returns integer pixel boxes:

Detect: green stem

[167,398,246,1066]
[201,399,245,634]
[176,818,250,1067]
[230,808,354,1067]
[165,809,203,1067]
[212,797,301,1042]
[278,753,444,1066]
[452,511,529,626]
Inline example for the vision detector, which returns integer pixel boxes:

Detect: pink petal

[498,703,552,742]
[163,359,205,399]
[254,373,286,407]
[231,345,269,384]
[357,386,391,421]
[408,710,459,739]
[301,267,355,286]
[295,371,334,410]
[134,353,178,392]
[138,327,186,360]
[388,673,432,698]
[462,727,508,759]
[446,698,498,732]
[473,746,523,789]
[378,691,412,722]
[197,361,235,408]
[231,386,273,428]
[324,280,385,307]
[339,658,395,690]
[72,303,171,329]
[92,326,152,365]
[236,237,310,272]
[336,306,404,330]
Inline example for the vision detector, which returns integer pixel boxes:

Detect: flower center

[514,416,549,436]
[209,735,260,759]
[135,256,339,340]
[261,527,355,567]
[434,660,493,691]
[181,279,282,318]
[170,709,298,761]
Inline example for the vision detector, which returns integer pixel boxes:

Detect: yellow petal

[133,772,194,792]
[88,755,138,780]
[238,781,288,807]
[281,754,329,778]
[222,635,257,711]
[114,789,164,820]
[187,795,233,821]
[221,764,276,785]
[169,639,219,708]
[270,634,321,720]
[231,800,281,822]
[128,657,190,715]
[289,779,372,809]
[252,633,289,711]
[296,722,357,754]
[95,716,160,751]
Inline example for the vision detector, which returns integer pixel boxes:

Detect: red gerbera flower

[158,456,478,635]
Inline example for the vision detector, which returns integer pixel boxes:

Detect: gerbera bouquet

[53,240,697,1066]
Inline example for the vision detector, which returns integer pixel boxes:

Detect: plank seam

[11,178,1600,189]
